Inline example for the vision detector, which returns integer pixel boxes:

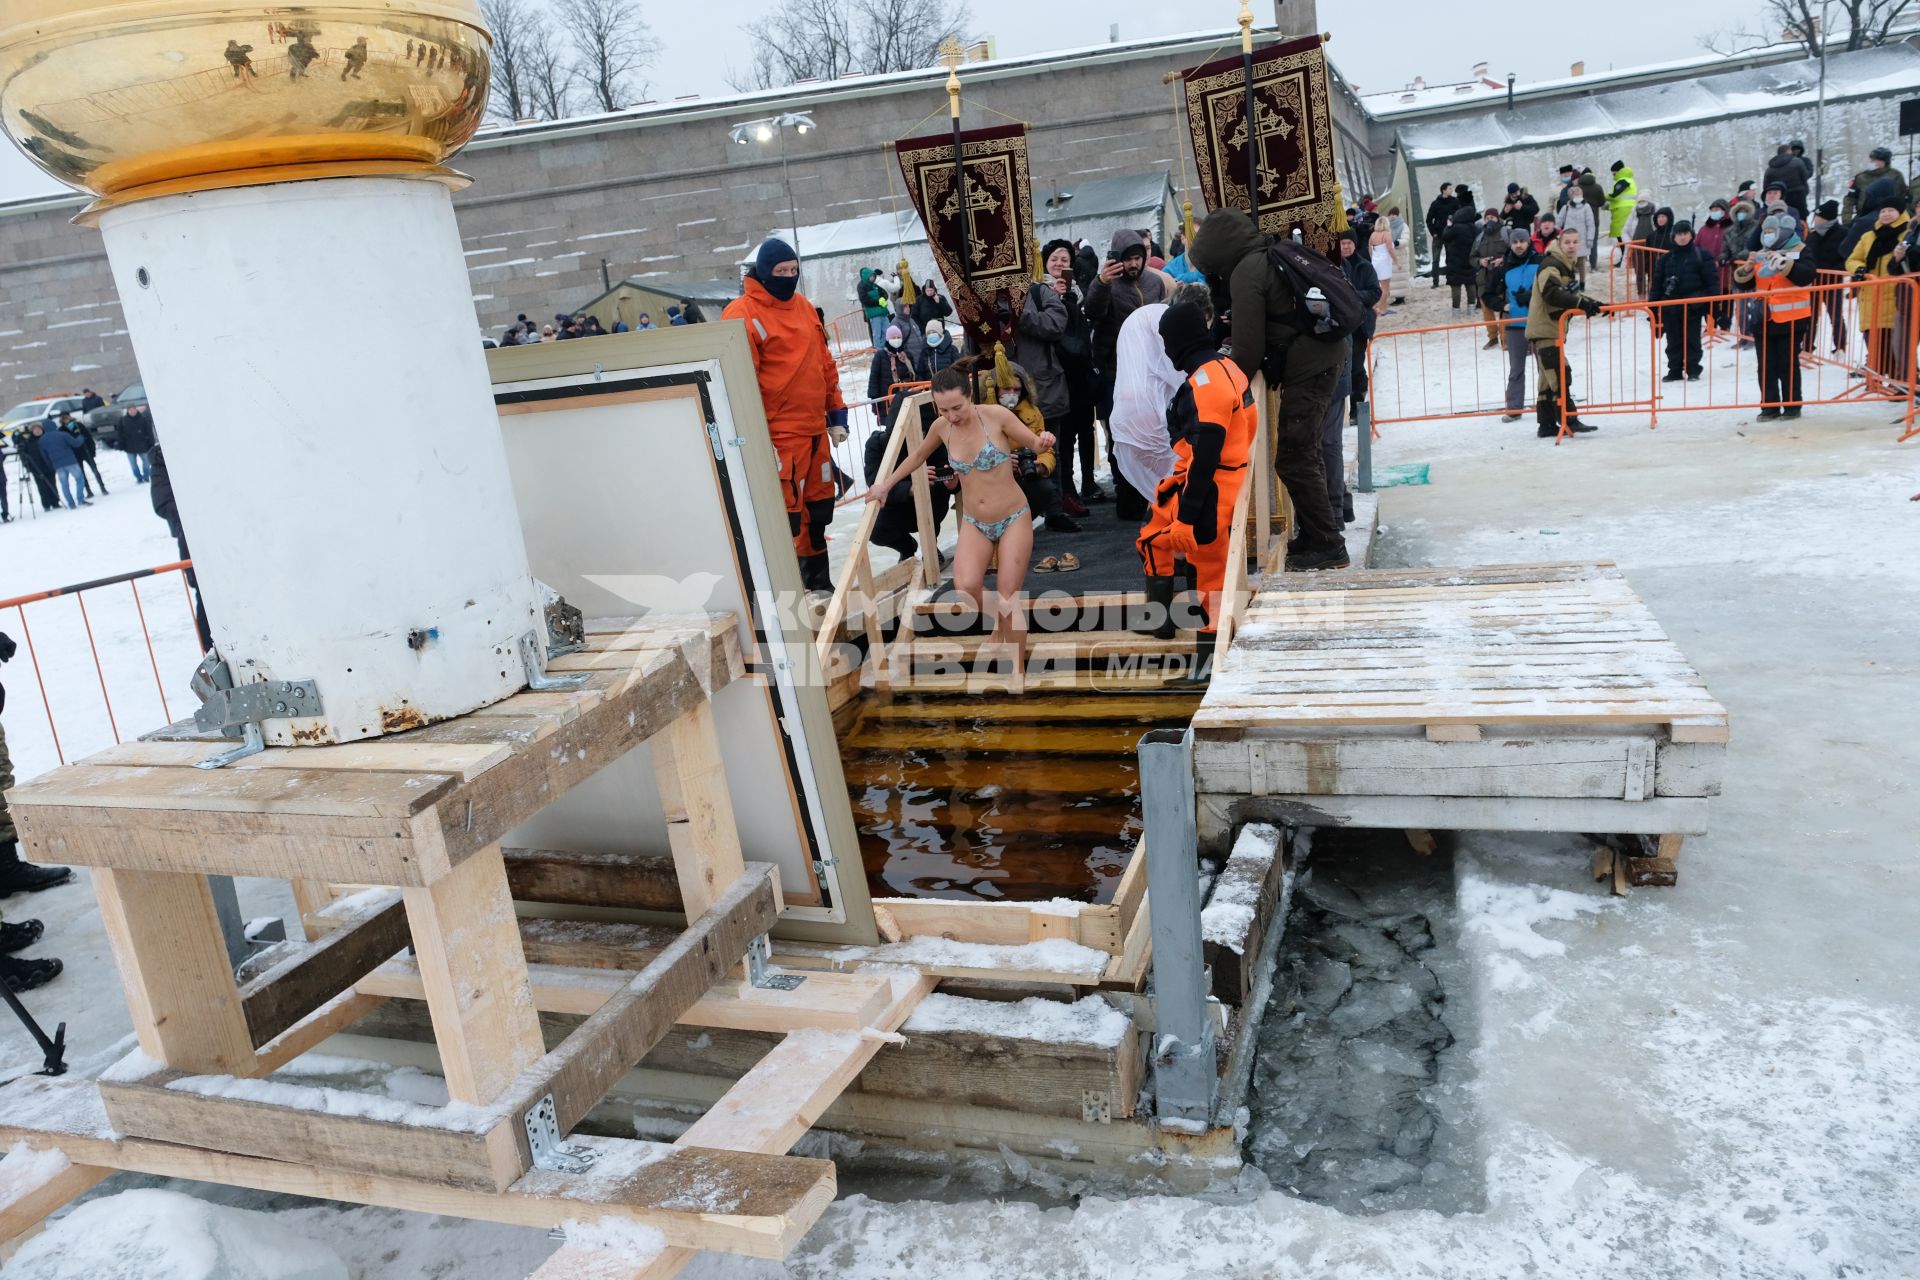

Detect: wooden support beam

[504,848,683,913]
[1,1079,833,1260]
[869,897,1122,954]
[0,1147,110,1257]
[1424,723,1482,742]
[495,865,781,1173]
[91,868,256,1075]
[402,843,546,1107]
[1103,897,1153,990]
[649,701,744,920]
[240,891,410,1047]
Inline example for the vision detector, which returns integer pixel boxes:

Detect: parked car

[83,380,146,446]
[0,394,88,455]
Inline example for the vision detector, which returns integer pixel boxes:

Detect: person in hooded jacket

[1846,201,1914,385]
[1763,143,1813,217]
[1186,207,1349,570]
[857,267,892,349]
[1524,226,1605,437]
[1804,200,1850,353]
[1424,182,1458,286]
[1502,183,1539,231]
[1623,199,1657,297]
[1325,229,1380,518]
[1085,228,1169,519]
[1606,162,1638,245]
[911,280,953,332]
[1842,147,1906,223]
[722,238,848,593]
[867,324,917,435]
[1735,213,1819,417]
[1497,228,1542,422]
[1471,211,1510,347]
[1651,220,1716,382]
[115,404,156,482]
[1840,175,1906,262]
[9,424,58,511]
[1441,204,1482,309]
[1578,168,1607,267]
[1019,239,1097,511]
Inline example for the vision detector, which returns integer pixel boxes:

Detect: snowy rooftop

[1362,30,1918,120]
[1398,41,1920,161]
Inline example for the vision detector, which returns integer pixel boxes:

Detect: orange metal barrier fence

[1366,273,1919,441]
[1,560,204,774]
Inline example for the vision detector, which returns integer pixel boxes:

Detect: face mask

[763,272,799,303]
[1761,230,1780,248]
[1735,212,1750,223]
[927,329,945,346]
[1812,217,1831,231]
[1709,210,1724,222]
[998,393,1021,409]
[886,337,904,349]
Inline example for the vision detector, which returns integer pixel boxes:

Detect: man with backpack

[1523,226,1604,437]
[1188,208,1359,571]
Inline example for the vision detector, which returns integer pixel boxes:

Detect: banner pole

[1239,1,1259,228]
[941,42,975,291]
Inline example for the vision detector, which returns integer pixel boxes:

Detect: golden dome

[0,2,492,204]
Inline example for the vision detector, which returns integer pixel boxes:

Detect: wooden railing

[814,389,938,690]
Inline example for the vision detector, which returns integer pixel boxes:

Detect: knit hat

[1814,198,1840,220]
[1762,180,1785,198]
[1760,212,1798,240]
[1039,238,1075,268]
[1158,301,1215,369]
[1709,197,1729,211]
[1506,182,1520,193]
[1507,226,1533,246]
[1671,219,1694,236]
[1557,163,1575,174]
[1610,160,1624,172]
[885,323,903,342]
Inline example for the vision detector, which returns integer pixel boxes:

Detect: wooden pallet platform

[0,611,937,1275]
[1192,563,1728,870]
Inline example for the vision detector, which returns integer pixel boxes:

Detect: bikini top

[948,438,1011,476]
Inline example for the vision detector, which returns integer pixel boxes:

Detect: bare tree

[557,0,661,113]
[1765,0,1916,52]
[479,0,540,123]
[524,19,577,120]
[727,0,973,90]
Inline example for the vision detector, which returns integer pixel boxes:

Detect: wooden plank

[1102,897,1152,990]
[10,764,458,819]
[1425,724,1481,742]
[495,866,782,1174]
[1200,791,1711,836]
[1193,735,1656,800]
[517,917,683,970]
[80,739,513,781]
[239,890,410,1047]
[1109,835,1149,934]
[0,1147,110,1251]
[505,848,684,912]
[870,898,1122,954]
[1204,825,1288,1008]
[252,990,389,1075]
[91,868,256,1075]
[8,1078,832,1260]
[649,701,744,920]
[1669,716,1731,743]
[402,843,545,1106]
[359,956,892,1033]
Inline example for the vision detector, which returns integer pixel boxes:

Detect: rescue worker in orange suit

[724,239,848,592]
[1133,300,1256,678]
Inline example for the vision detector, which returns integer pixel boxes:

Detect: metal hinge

[745,934,804,991]
[523,1094,599,1173]
[518,630,588,692]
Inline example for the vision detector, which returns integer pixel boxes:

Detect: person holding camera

[1,630,70,993]
[1523,226,1604,437]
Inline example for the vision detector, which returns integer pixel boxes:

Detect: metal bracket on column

[519,630,588,692]
[1139,727,1218,1128]
[523,1094,599,1172]
[191,665,323,769]
[540,583,587,659]
[745,934,805,991]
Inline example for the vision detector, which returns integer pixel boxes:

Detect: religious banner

[1181,35,1340,251]
[893,123,1034,348]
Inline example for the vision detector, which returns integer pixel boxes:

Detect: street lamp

[728,112,818,258]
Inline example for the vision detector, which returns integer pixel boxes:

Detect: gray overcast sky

[0,0,1761,203]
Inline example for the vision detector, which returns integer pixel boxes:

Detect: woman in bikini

[868,363,1055,656]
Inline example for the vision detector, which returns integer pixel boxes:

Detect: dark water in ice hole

[1246,828,1484,1215]
[834,689,1203,903]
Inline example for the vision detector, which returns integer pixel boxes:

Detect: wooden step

[890,666,1202,695]
[891,631,1200,666]
[841,721,1152,756]
[853,693,1204,724]
[841,755,1135,795]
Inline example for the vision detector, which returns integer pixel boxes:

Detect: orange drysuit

[723,277,848,563]
[1135,355,1257,632]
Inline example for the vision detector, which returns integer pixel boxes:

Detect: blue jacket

[1502,251,1542,329]
[34,425,84,470]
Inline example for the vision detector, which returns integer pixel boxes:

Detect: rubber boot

[800,552,834,594]
[1170,631,1219,687]
[1133,575,1179,640]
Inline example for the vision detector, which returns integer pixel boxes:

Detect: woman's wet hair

[930,365,970,397]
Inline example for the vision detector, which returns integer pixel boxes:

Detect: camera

[1012,448,1040,480]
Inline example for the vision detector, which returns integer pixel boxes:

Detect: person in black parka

[1442,204,1482,308]
[1651,220,1717,381]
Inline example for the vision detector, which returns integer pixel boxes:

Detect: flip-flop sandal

[1053,553,1081,573]
[1033,556,1060,573]
[0,918,44,955]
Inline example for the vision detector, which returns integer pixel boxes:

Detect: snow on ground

[3,345,1919,1275]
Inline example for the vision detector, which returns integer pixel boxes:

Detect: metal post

[207,874,250,970]
[1138,727,1216,1126]
[1354,397,1374,492]
[1812,0,1833,206]
[779,127,801,260]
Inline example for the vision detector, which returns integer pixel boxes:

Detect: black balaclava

[1159,301,1216,374]
[754,238,799,303]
